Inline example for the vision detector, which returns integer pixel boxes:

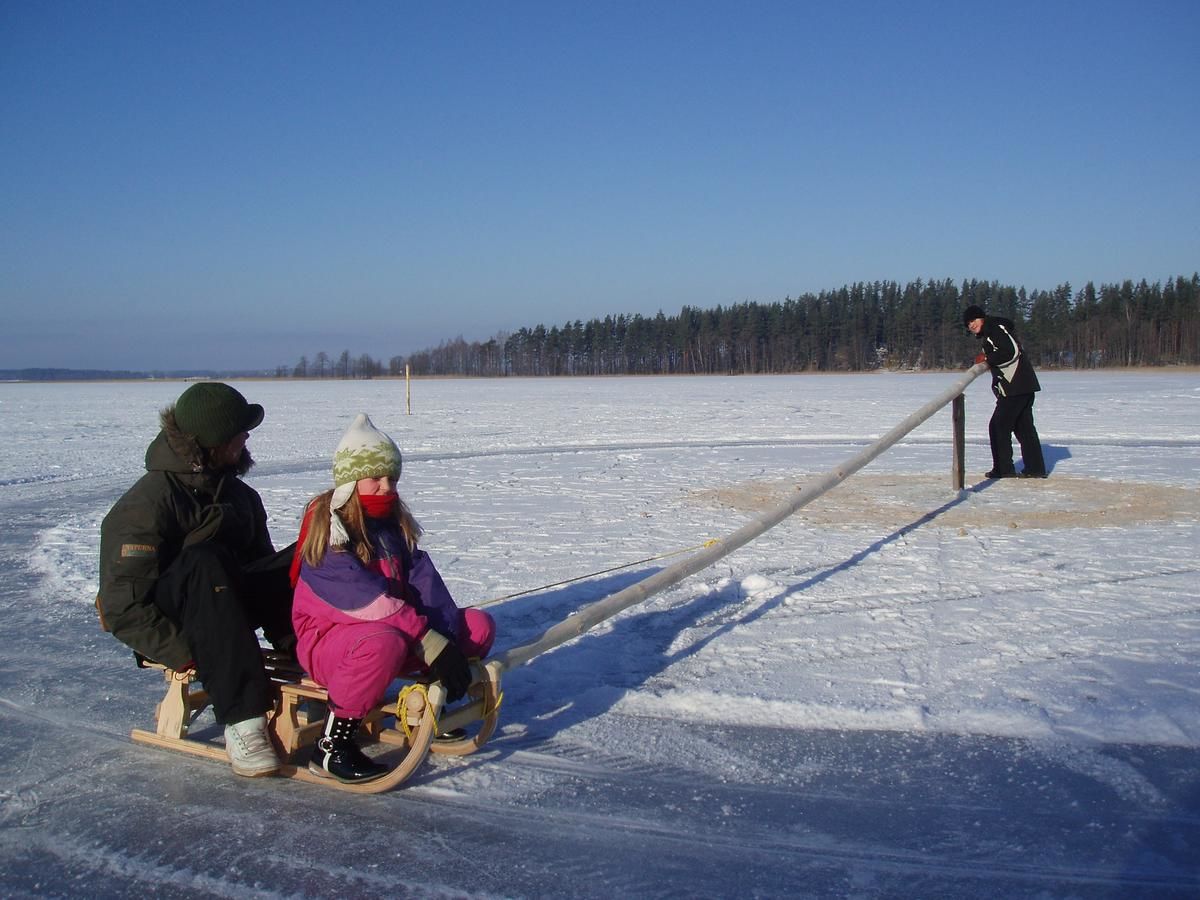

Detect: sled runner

[130,651,504,794]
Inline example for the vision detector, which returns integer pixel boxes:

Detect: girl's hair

[299,489,423,568]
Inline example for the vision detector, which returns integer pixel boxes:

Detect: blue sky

[2,1,1196,372]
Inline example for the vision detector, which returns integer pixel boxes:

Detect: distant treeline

[280,274,1198,379]
[0,367,226,382]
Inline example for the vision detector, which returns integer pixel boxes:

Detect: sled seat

[272,678,424,756]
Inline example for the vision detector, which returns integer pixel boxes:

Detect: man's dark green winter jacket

[97,412,276,669]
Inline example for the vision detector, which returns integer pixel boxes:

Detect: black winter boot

[308,714,390,783]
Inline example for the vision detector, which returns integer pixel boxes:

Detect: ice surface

[1,371,1197,897]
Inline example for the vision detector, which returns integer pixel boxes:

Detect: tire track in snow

[410,734,1200,897]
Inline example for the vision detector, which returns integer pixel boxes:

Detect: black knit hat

[173,382,264,448]
[962,305,986,328]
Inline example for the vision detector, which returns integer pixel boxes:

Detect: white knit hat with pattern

[329,413,402,545]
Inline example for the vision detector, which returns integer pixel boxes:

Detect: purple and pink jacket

[292,511,495,718]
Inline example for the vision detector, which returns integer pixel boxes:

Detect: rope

[475,539,720,608]
[396,683,438,743]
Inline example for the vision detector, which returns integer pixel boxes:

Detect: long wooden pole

[495,364,988,672]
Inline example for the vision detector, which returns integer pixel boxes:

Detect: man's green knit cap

[174,382,264,448]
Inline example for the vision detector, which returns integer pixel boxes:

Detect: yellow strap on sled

[467,656,505,718]
[484,688,505,718]
[396,683,438,744]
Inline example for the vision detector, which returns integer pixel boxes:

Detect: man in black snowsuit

[963,305,1047,479]
[97,382,296,777]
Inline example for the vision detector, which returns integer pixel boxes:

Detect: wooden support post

[154,669,191,738]
[952,393,966,490]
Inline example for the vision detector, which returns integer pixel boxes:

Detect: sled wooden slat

[130,729,230,764]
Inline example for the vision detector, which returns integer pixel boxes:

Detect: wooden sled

[130,651,504,794]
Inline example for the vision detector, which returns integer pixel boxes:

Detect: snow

[1,371,1198,898]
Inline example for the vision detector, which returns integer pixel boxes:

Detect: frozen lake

[1,370,1198,898]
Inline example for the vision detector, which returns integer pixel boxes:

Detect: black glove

[429,641,472,703]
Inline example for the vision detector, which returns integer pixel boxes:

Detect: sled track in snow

[400,737,1200,897]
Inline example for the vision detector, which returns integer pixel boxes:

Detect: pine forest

[285,274,1200,379]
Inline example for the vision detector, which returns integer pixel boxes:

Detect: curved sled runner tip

[429,660,504,757]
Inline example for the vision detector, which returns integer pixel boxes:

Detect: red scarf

[359,492,397,518]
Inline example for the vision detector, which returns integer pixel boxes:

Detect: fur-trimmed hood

[147,407,253,478]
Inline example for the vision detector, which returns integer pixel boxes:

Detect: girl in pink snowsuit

[291,414,495,783]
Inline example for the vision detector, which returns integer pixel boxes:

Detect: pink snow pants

[309,609,496,719]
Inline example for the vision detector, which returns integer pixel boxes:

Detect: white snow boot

[224,716,281,777]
